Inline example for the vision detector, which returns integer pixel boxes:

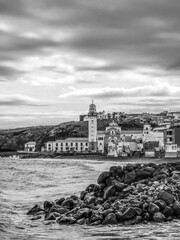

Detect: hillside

[0,119,143,151]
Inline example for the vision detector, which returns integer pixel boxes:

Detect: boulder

[102,213,118,225]
[173,201,180,216]
[56,198,65,206]
[57,215,76,224]
[163,206,173,218]
[49,206,68,215]
[124,170,136,184]
[74,208,91,220]
[136,167,154,178]
[148,202,159,215]
[27,204,43,215]
[111,180,126,192]
[91,211,103,222]
[97,171,111,184]
[153,212,166,222]
[62,198,76,210]
[154,200,167,211]
[103,186,115,200]
[157,191,175,205]
[122,207,137,220]
[44,201,53,213]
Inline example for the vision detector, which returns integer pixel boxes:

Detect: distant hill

[0,119,143,151]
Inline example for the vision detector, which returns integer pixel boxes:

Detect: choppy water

[1,158,180,240]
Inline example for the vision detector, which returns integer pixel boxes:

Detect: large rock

[103,186,115,200]
[124,170,136,184]
[97,171,111,184]
[74,208,91,220]
[27,204,43,215]
[163,206,173,218]
[173,201,180,216]
[56,198,65,206]
[111,180,126,192]
[44,201,54,213]
[154,200,167,211]
[157,191,175,205]
[136,167,155,178]
[102,213,118,225]
[148,202,159,215]
[153,212,166,222]
[57,215,76,224]
[122,207,137,220]
[61,198,76,210]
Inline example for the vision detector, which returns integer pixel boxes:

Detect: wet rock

[148,202,159,215]
[57,215,76,224]
[122,207,137,220]
[44,201,53,213]
[125,216,142,225]
[91,211,103,222]
[124,170,136,184]
[102,213,118,225]
[74,208,91,220]
[97,171,111,184]
[45,213,56,221]
[27,204,43,215]
[173,201,180,216]
[77,218,89,225]
[80,191,88,200]
[111,180,126,192]
[49,205,68,215]
[136,167,154,178]
[158,191,175,205]
[102,209,114,218]
[62,198,76,210]
[56,198,65,206]
[70,195,79,201]
[103,186,115,200]
[154,200,167,211]
[163,206,173,218]
[153,212,166,222]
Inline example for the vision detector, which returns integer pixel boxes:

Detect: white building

[46,138,89,152]
[24,142,36,152]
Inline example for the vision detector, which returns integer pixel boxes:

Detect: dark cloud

[1,0,180,72]
[0,95,49,106]
[0,65,24,81]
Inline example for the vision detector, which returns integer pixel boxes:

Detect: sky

[0,0,180,128]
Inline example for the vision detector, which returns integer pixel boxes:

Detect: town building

[24,142,36,152]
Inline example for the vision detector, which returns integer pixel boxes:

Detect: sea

[1,157,180,240]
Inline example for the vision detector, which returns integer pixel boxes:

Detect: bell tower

[88,100,97,152]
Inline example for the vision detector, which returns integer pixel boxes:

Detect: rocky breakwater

[27,162,180,226]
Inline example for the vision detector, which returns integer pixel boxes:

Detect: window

[66,143,68,146]
[86,143,88,146]
[71,143,73,146]
[81,147,83,151]
[98,137,103,140]
[61,147,63,151]
[56,143,58,146]
[61,143,63,146]
[81,143,83,146]
[55,147,58,150]
[76,143,78,146]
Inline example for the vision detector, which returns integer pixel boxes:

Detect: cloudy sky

[0,0,180,128]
